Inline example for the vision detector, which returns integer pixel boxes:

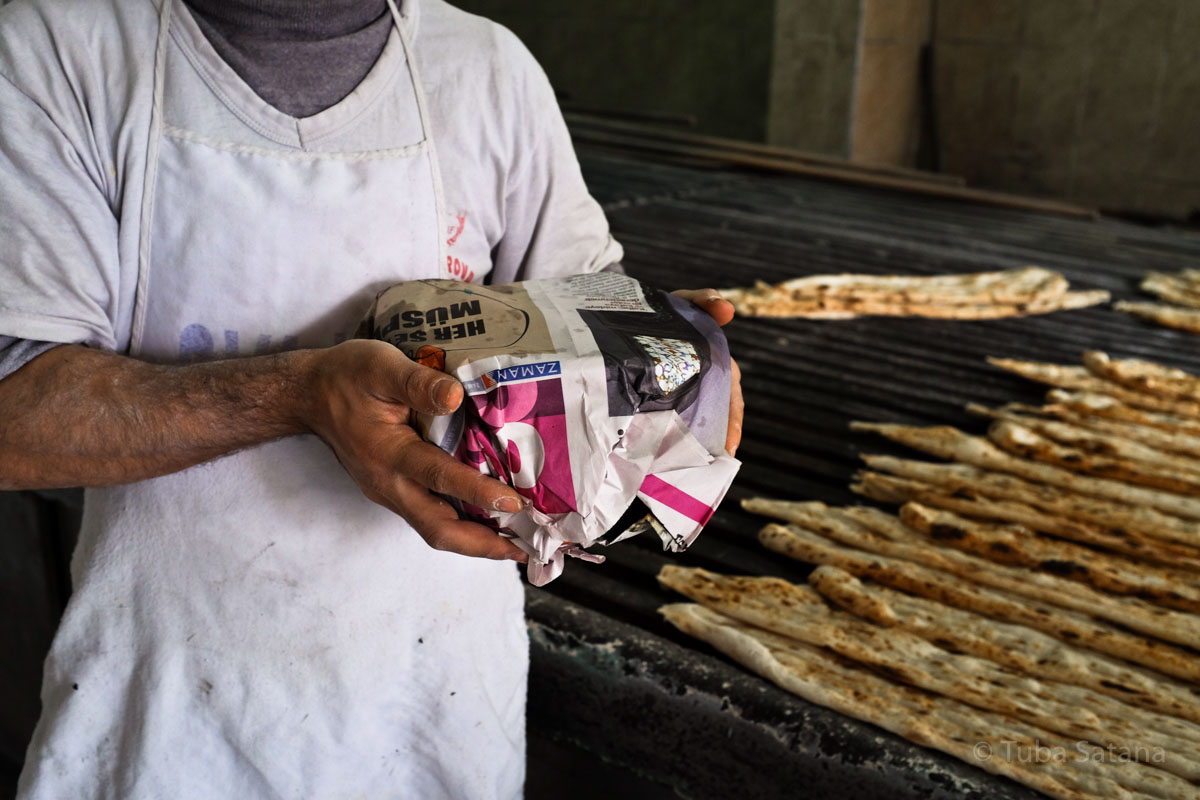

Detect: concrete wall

[932,0,1200,218]
[766,0,863,157]
[454,0,776,142]
[851,0,931,166]
[458,0,1199,218]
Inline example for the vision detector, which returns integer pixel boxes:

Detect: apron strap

[386,0,450,279]
[131,0,174,354]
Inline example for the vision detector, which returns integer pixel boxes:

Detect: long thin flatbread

[756,522,1200,683]
[728,291,1107,320]
[1083,350,1200,402]
[850,422,1200,521]
[973,401,1200,461]
[719,267,1087,318]
[806,566,1200,724]
[661,603,1155,800]
[658,571,1200,782]
[897,503,1200,613]
[859,455,1200,548]
[745,499,1200,646]
[721,267,1067,305]
[987,420,1200,495]
[850,470,1200,573]
[1115,301,1200,334]
[776,267,1068,300]
[1047,390,1200,435]
[842,503,1200,644]
[970,402,1200,468]
[1141,272,1200,310]
[988,358,1200,418]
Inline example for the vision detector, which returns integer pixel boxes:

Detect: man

[0,0,741,797]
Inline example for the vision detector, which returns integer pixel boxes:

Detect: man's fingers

[360,342,463,415]
[672,290,741,452]
[726,357,744,458]
[388,477,528,561]
[672,288,735,326]
[394,437,526,513]
[396,363,463,416]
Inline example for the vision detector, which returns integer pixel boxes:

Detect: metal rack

[526,145,1200,799]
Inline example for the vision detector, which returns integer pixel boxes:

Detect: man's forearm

[0,344,318,490]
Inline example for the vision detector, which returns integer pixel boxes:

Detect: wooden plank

[571,128,1099,219]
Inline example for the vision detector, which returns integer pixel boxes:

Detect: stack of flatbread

[658,350,1200,800]
[718,267,1110,319]
[1117,271,1200,333]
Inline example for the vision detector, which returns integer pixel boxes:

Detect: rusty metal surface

[526,147,1200,798]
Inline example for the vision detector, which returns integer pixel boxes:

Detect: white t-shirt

[0,0,621,797]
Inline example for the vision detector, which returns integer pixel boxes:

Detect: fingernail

[494,495,525,513]
[432,377,457,412]
[506,551,528,563]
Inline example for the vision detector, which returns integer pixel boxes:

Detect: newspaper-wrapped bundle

[365,273,741,584]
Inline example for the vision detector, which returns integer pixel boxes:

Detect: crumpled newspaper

[364,273,740,584]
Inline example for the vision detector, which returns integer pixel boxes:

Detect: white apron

[18,1,527,798]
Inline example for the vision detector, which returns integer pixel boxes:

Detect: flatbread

[859,455,1200,548]
[850,422,1200,521]
[717,268,1110,319]
[1115,301,1200,334]
[724,291,1107,320]
[850,470,1200,573]
[745,499,1200,646]
[805,564,898,627]
[987,420,1200,496]
[976,400,1200,461]
[658,568,1200,781]
[987,358,1200,418]
[969,401,1200,465]
[661,603,1157,800]
[722,266,1066,303]
[1046,390,1200,436]
[775,267,1069,300]
[1083,351,1200,402]
[897,502,1200,613]
[1141,272,1200,310]
[756,521,1200,683]
[806,565,1200,724]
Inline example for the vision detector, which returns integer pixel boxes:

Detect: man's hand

[672,289,744,457]
[305,340,528,562]
[0,341,527,563]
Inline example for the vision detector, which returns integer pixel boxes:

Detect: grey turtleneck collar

[184,0,394,118]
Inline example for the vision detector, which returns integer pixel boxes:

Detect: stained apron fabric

[0,0,621,796]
